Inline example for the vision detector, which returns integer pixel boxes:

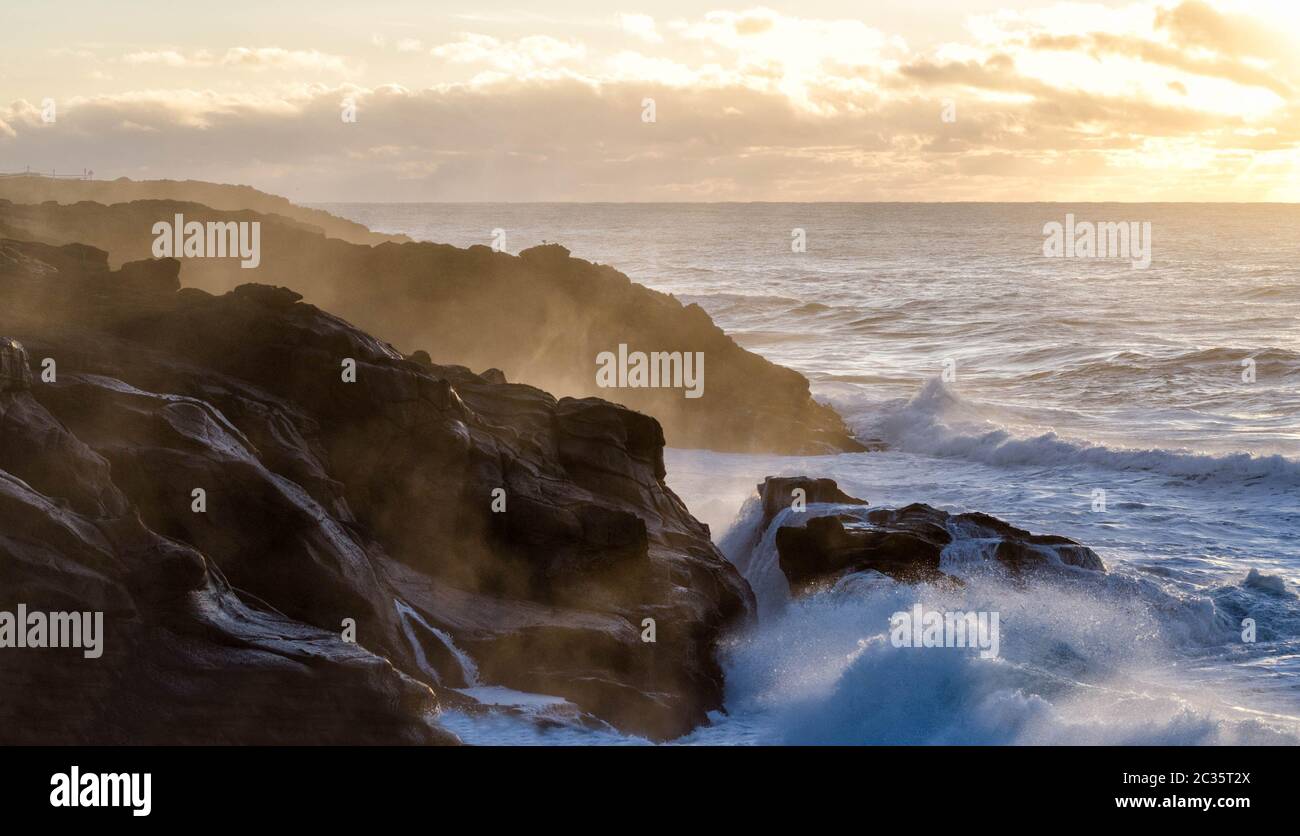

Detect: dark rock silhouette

[758,475,868,530]
[0,193,867,454]
[0,237,753,742]
[0,175,403,246]
[752,477,1104,593]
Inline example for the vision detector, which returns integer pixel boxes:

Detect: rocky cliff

[0,237,754,742]
[0,195,865,455]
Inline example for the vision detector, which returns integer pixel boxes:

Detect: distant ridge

[0,175,407,247]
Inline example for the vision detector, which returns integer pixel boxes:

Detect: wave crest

[862,378,1300,487]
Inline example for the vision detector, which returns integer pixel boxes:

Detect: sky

[2,0,1299,201]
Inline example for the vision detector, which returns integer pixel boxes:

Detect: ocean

[317,202,1300,745]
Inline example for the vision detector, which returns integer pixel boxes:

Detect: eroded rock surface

[0,238,753,742]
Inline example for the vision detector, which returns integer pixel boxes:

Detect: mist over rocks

[0,236,754,741]
[0,184,865,455]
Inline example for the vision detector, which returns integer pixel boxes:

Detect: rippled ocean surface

[320,203,1300,745]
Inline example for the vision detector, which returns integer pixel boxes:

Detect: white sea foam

[328,202,1300,746]
[666,442,1300,746]
[862,377,1300,488]
[394,599,479,687]
[699,568,1300,745]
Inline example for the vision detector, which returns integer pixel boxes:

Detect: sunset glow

[3,0,1298,200]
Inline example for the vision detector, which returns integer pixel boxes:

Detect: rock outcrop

[0,237,754,742]
[0,337,31,391]
[758,475,868,530]
[0,194,865,454]
[752,477,1104,594]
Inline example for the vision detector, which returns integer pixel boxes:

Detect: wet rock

[777,512,948,586]
[765,480,1105,593]
[0,338,31,391]
[758,475,868,530]
[0,242,754,741]
[0,390,456,745]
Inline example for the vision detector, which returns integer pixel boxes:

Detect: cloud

[372,34,424,53]
[431,34,586,74]
[620,14,663,44]
[734,10,777,36]
[1154,0,1289,57]
[123,50,197,67]
[676,8,904,71]
[1027,31,1292,97]
[6,2,1300,201]
[122,47,353,73]
[221,48,353,72]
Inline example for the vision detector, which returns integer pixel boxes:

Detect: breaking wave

[859,378,1300,488]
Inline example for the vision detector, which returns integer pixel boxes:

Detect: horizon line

[299,199,1300,206]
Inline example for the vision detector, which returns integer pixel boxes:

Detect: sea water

[319,202,1300,745]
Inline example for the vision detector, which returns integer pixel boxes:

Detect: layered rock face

[753,477,1104,595]
[0,195,865,454]
[0,238,753,742]
[0,321,453,744]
